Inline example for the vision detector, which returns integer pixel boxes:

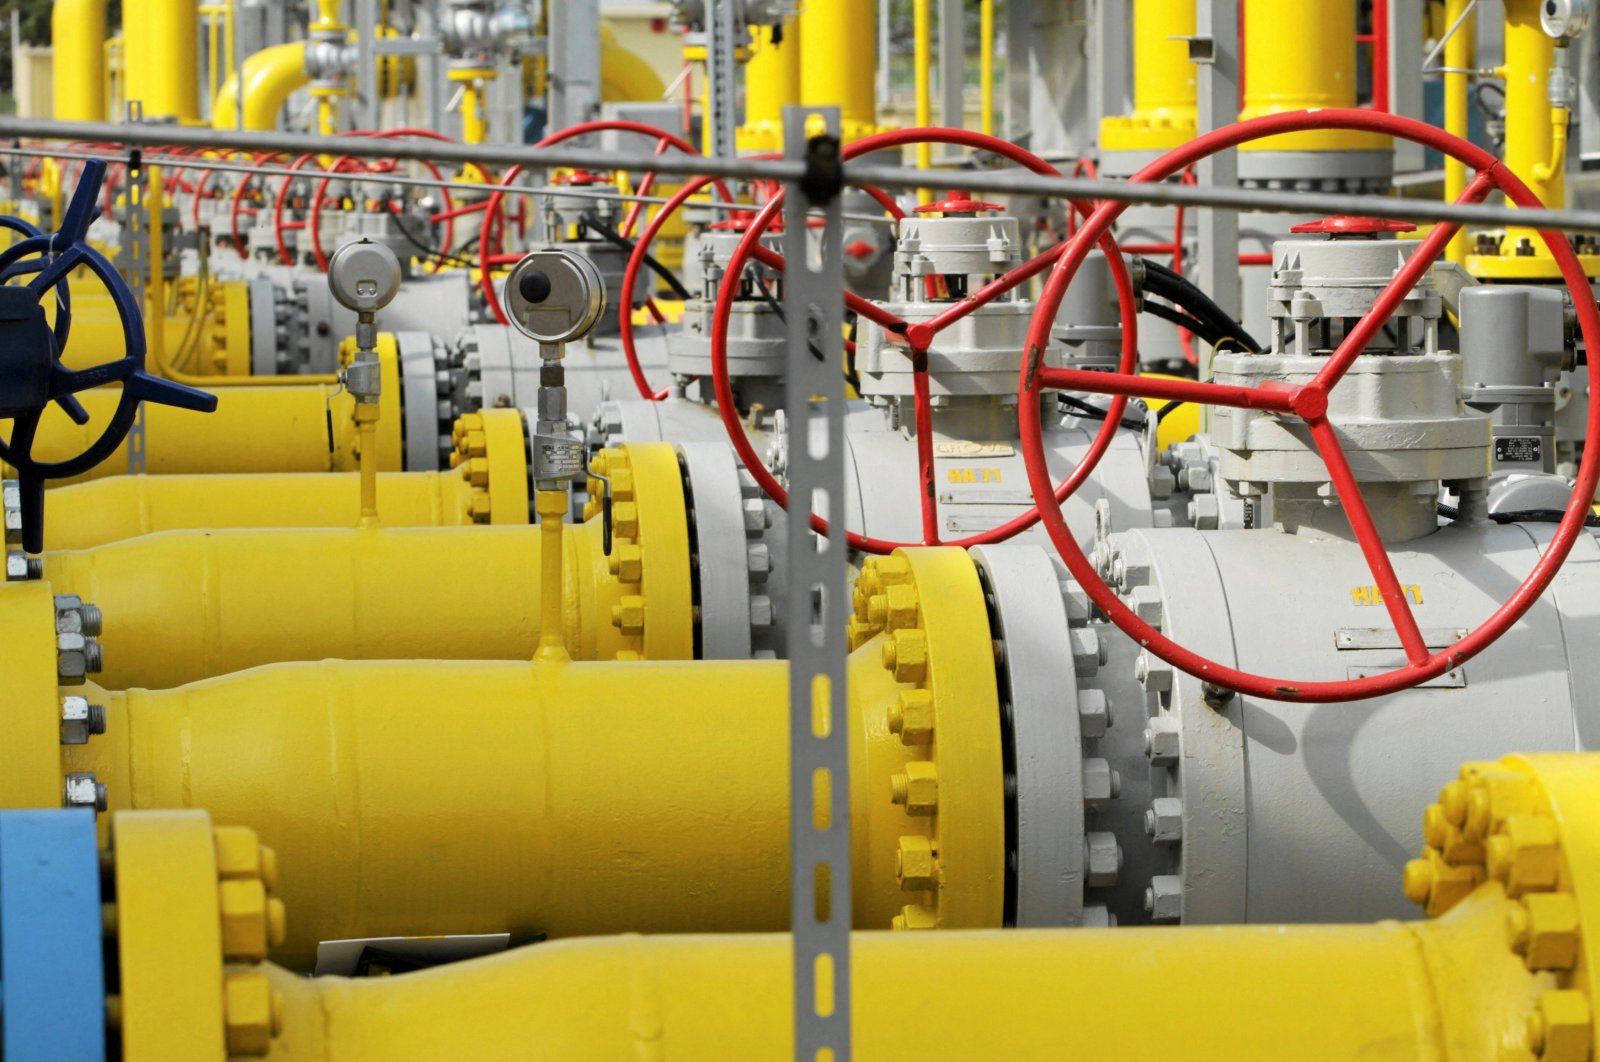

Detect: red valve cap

[1289,216,1417,235]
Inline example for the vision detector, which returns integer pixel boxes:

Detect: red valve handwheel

[1017,107,1600,703]
[476,120,733,326]
[709,127,1140,554]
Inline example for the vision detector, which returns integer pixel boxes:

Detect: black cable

[1142,258,1263,353]
[1059,393,1148,431]
[1155,400,1186,422]
[1436,503,1600,528]
[844,314,861,392]
[753,276,825,363]
[1142,298,1211,339]
[580,211,693,301]
[384,204,481,270]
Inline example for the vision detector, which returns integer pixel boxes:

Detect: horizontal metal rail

[6,116,1600,233]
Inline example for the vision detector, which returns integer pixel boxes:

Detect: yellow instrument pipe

[800,0,877,138]
[213,42,311,131]
[355,404,380,525]
[65,549,1001,969]
[1100,0,1197,152]
[1503,0,1561,211]
[38,471,488,551]
[141,0,200,122]
[53,0,108,122]
[1444,0,1476,263]
[1239,0,1388,155]
[535,489,570,662]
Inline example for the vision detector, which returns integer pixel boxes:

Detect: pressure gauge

[503,249,607,345]
[327,238,403,315]
[1542,0,1589,38]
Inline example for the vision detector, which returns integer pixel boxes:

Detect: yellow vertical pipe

[146,166,166,371]
[1239,0,1386,153]
[738,19,798,151]
[1444,0,1475,262]
[53,0,109,122]
[355,405,380,525]
[979,0,993,136]
[461,81,489,145]
[143,0,200,122]
[799,0,876,137]
[121,0,148,109]
[914,0,932,176]
[536,490,571,662]
[1100,0,1198,151]
[1503,0,1560,208]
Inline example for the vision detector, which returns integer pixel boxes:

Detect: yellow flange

[0,581,69,807]
[112,809,285,1060]
[1405,754,1599,1062]
[852,549,1004,929]
[451,408,531,525]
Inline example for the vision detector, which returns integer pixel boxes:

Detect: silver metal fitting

[60,696,107,745]
[63,771,107,813]
[55,595,105,684]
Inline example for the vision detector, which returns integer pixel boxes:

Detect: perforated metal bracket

[783,105,851,1062]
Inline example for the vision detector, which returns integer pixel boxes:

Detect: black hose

[580,211,693,302]
[1142,258,1263,353]
[1142,298,1211,339]
[1436,503,1600,528]
[1059,393,1148,431]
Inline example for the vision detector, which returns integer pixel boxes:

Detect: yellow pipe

[535,490,570,662]
[38,471,490,551]
[1503,0,1561,210]
[121,0,147,110]
[1100,0,1197,152]
[52,0,108,122]
[140,0,200,122]
[1444,0,1476,263]
[979,0,993,136]
[737,18,799,152]
[107,751,1600,1060]
[37,443,688,687]
[599,21,667,103]
[213,42,311,131]
[1239,0,1388,154]
[914,0,932,172]
[147,167,167,372]
[62,549,1000,968]
[800,0,878,139]
[354,403,380,525]
[0,363,402,484]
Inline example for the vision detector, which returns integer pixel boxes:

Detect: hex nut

[1143,715,1181,766]
[1135,650,1174,694]
[1069,628,1102,678]
[1084,831,1122,887]
[883,628,929,684]
[1144,797,1184,845]
[1082,758,1120,804]
[890,761,939,815]
[219,879,272,963]
[1076,689,1109,739]
[59,696,106,745]
[748,595,775,629]
[892,903,938,931]
[63,772,107,813]
[224,970,284,1056]
[1144,875,1183,921]
[1127,584,1164,627]
[895,834,937,891]
[887,688,935,745]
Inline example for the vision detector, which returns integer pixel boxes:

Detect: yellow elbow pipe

[600,23,668,103]
[63,550,1001,968]
[213,42,310,131]
[53,0,108,122]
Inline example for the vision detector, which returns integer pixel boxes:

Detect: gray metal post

[232,0,247,130]
[1194,0,1241,328]
[939,0,965,149]
[547,0,601,133]
[1004,0,1028,140]
[1386,0,1424,174]
[781,104,850,1062]
[1091,0,1131,152]
[707,0,740,158]
[355,0,377,130]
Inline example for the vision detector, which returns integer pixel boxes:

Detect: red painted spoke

[1037,366,1301,414]
[907,241,1068,349]
[1308,417,1431,666]
[1312,168,1495,391]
